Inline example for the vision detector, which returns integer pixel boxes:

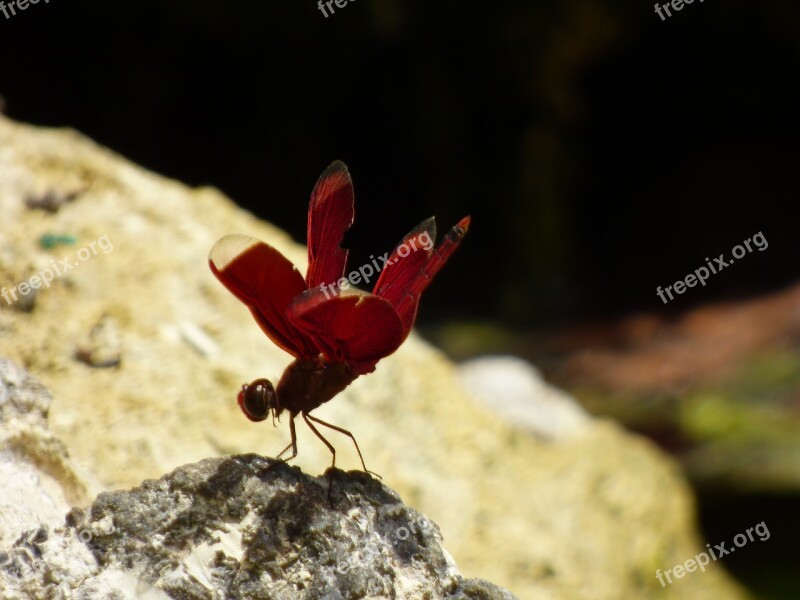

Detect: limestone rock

[0,116,747,598]
[458,355,590,440]
[0,358,90,550]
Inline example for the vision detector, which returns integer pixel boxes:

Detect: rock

[0,115,747,598]
[0,455,517,599]
[0,360,513,598]
[0,358,90,550]
[74,314,122,368]
[458,355,590,440]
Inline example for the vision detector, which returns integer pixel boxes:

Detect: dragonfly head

[237,378,280,423]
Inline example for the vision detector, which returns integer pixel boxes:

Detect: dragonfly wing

[288,287,404,373]
[210,234,318,358]
[306,161,355,289]
[375,216,469,337]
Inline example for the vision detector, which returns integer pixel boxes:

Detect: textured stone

[0,358,90,551]
[1,455,516,599]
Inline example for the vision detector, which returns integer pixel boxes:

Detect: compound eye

[237,378,276,422]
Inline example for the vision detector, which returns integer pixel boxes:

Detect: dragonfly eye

[237,378,276,422]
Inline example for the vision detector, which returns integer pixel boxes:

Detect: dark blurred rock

[542,284,800,395]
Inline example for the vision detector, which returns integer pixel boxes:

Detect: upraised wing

[209,234,319,359]
[374,216,470,337]
[306,161,355,290]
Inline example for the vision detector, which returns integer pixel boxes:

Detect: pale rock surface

[0,115,747,599]
[458,355,590,440]
[0,358,90,550]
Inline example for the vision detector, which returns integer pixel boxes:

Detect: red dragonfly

[209,161,469,474]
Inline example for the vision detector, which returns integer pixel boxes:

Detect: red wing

[209,234,318,358]
[288,287,405,373]
[373,217,437,303]
[376,216,470,336]
[306,161,355,289]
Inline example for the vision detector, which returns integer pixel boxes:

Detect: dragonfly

[209,160,469,477]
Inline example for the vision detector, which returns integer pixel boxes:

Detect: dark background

[2,0,797,597]
[3,0,798,328]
